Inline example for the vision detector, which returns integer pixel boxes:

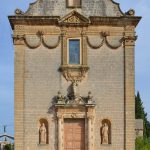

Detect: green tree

[4,144,12,150]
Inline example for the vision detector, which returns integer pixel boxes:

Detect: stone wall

[12,23,135,150]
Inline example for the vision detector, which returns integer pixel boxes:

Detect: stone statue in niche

[101,123,109,144]
[39,123,47,144]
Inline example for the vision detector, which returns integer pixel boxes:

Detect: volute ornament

[125,9,135,16]
[15,9,24,15]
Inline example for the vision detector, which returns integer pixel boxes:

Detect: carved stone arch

[100,119,111,145]
[39,118,49,144]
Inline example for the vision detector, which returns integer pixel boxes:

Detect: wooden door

[64,119,85,150]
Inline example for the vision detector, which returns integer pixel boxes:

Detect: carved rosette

[59,65,89,83]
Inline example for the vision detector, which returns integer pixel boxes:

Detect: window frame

[67,38,82,65]
[66,0,82,8]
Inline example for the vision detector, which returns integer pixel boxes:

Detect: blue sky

[0,0,150,136]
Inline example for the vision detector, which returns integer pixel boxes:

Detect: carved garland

[13,31,61,49]
[86,32,123,49]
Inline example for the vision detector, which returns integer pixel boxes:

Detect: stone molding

[9,16,141,30]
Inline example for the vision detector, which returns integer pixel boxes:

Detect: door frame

[56,106,95,150]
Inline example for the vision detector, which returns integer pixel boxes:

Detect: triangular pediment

[59,11,90,25]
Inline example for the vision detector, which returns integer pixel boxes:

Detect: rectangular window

[67,0,81,8]
[68,39,80,65]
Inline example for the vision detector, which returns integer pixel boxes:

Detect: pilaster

[14,43,25,150]
[124,26,136,150]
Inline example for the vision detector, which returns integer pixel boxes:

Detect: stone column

[58,114,63,150]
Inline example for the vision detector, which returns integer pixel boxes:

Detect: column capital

[123,35,137,46]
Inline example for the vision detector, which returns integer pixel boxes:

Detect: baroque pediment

[59,11,90,25]
[14,0,126,17]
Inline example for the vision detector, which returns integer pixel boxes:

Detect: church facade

[9,0,141,150]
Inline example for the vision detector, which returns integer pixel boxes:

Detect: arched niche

[100,119,111,145]
[39,118,49,144]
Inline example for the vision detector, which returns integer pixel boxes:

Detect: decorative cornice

[8,16,60,30]
[8,16,141,30]
[89,16,141,27]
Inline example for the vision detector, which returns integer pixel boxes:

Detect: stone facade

[9,0,141,150]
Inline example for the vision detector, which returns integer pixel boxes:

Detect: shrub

[136,137,150,150]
